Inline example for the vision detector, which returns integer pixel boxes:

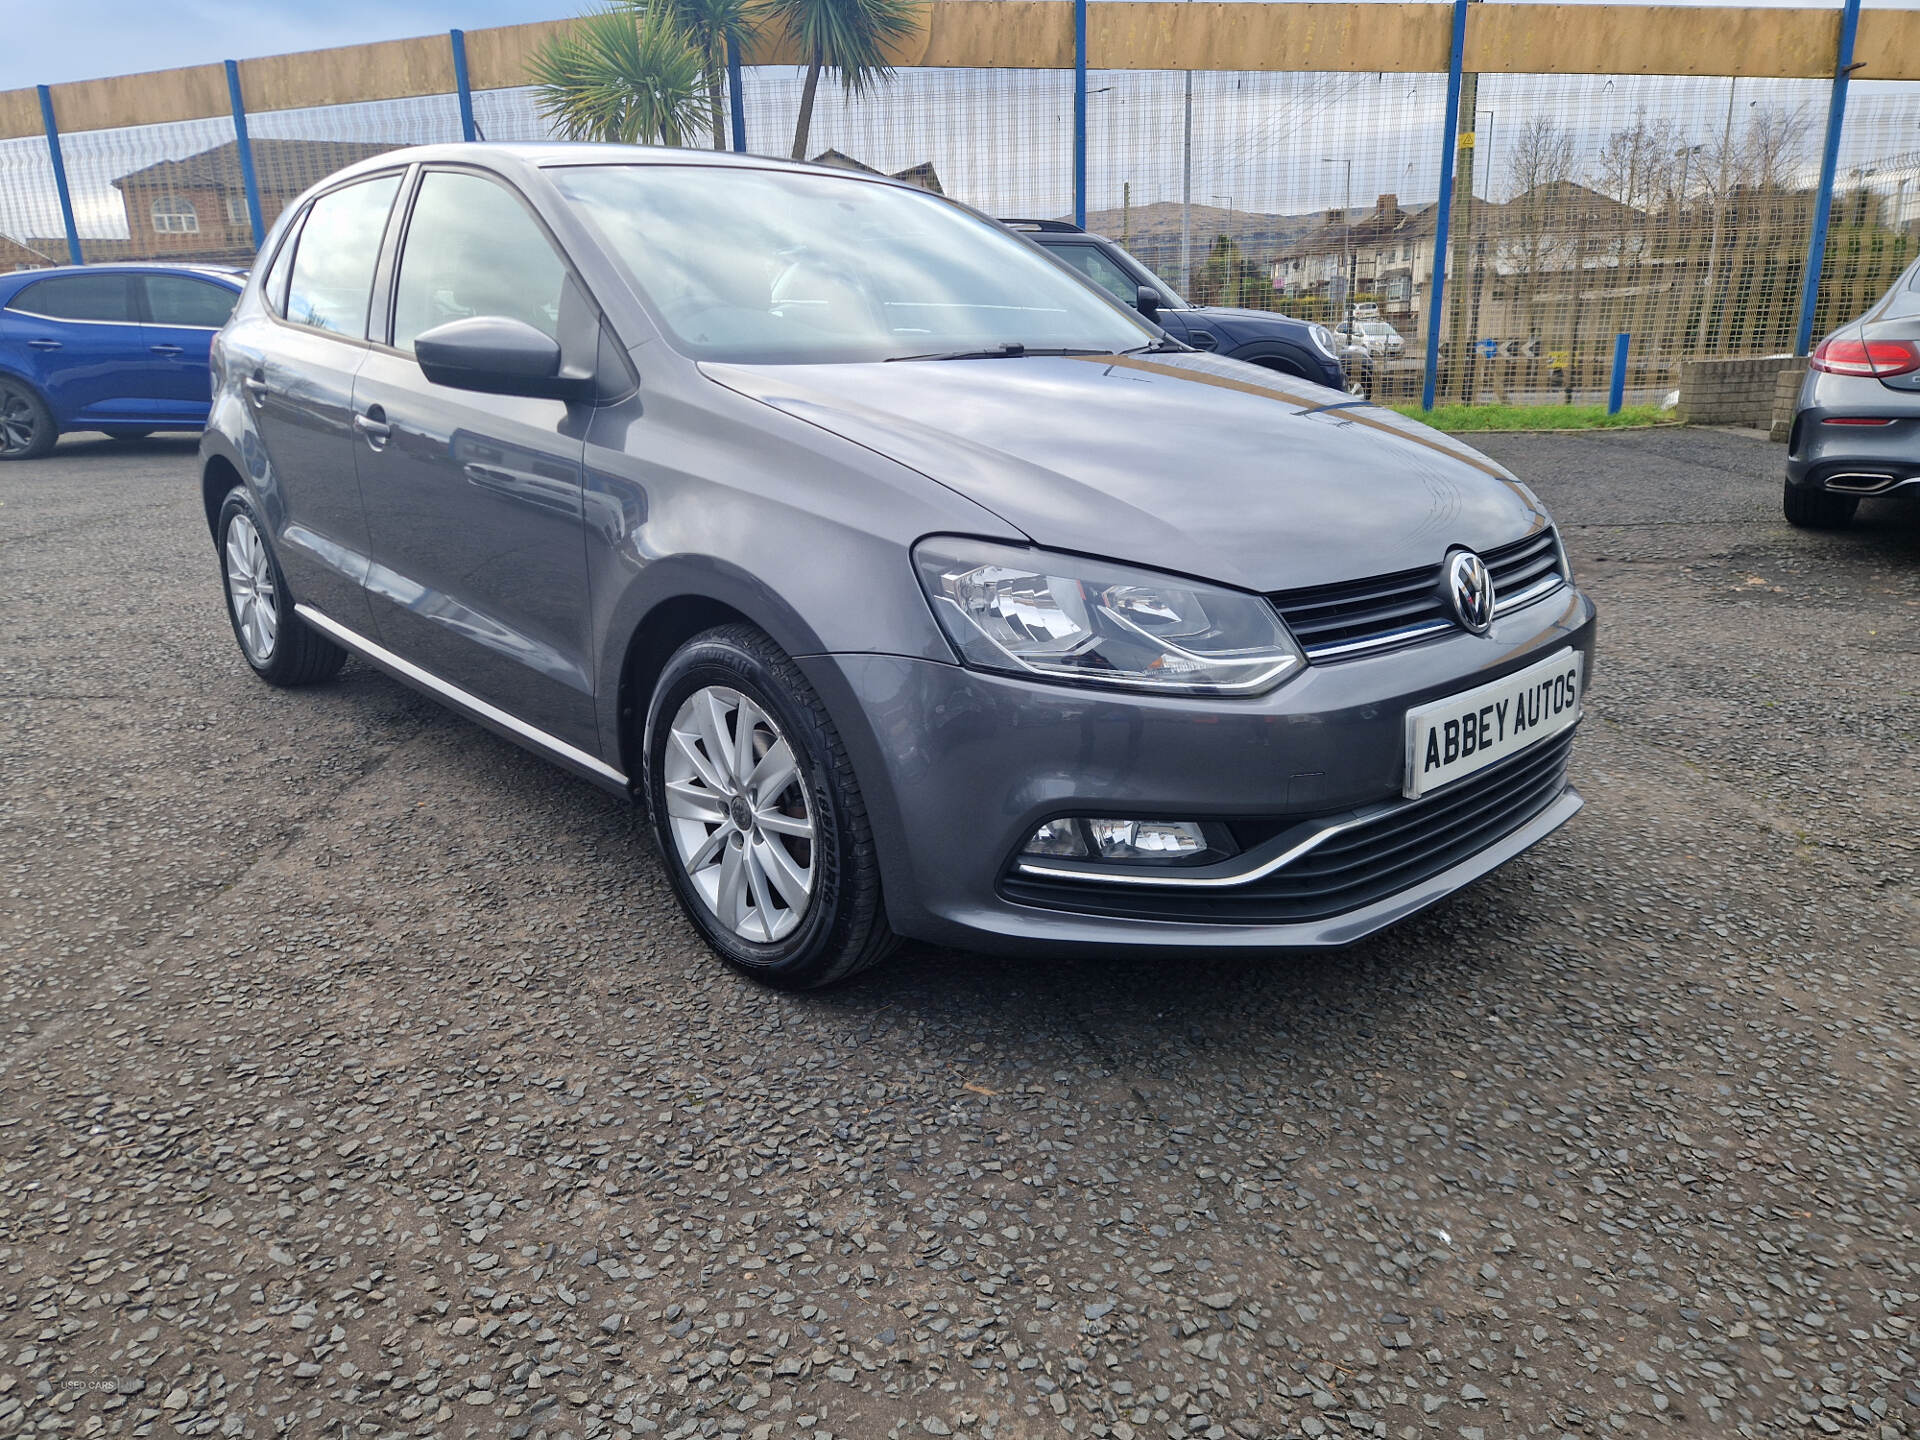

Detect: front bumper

[799,584,1597,954]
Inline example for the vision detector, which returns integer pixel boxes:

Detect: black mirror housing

[414,316,594,401]
[1135,284,1161,322]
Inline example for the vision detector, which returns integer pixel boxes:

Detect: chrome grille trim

[1272,527,1568,661]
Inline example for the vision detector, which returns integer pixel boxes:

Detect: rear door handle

[353,411,392,447]
[242,376,270,405]
[26,338,61,351]
[149,343,184,357]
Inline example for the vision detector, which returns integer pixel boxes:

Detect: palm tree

[672,0,761,150]
[763,0,923,162]
[530,4,708,148]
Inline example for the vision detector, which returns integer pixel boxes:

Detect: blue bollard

[1607,332,1630,416]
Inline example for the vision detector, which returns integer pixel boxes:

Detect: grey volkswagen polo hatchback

[201,144,1596,988]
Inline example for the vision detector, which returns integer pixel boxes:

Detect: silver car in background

[1785,255,1920,528]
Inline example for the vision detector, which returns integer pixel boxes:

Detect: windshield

[551,164,1155,364]
[1360,323,1391,336]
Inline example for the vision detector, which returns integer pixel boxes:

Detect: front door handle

[149,343,184,357]
[242,375,269,406]
[26,338,61,351]
[353,409,392,448]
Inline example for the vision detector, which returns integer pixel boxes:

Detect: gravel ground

[1,425,1916,1440]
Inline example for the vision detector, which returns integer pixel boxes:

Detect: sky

[1,1,568,91]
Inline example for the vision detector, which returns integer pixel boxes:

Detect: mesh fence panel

[1092,68,1449,402]
[243,93,466,251]
[0,132,66,270]
[47,115,241,266]
[2,9,1911,411]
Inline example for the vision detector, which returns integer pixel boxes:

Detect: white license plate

[1404,649,1583,798]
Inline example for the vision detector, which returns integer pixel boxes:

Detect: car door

[135,272,241,421]
[0,272,155,426]
[352,166,598,753]
[221,171,404,628]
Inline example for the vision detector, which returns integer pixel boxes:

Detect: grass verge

[1387,403,1671,433]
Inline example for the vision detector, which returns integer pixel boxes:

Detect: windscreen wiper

[885,343,1119,362]
[1123,338,1191,354]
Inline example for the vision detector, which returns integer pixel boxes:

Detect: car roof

[0,262,245,288]
[317,141,923,189]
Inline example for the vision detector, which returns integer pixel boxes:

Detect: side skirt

[294,602,632,800]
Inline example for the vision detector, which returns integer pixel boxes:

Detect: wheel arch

[607,563,836,787]
[201,452,245,538]
[1224,340,1327,381]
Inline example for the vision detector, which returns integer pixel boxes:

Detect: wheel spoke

[743,845,778,937]
[684,824,728,873]
[226,532,249,577]
[754,809,812,838]
[664,777,727,821]
[728,694,764,784]
[698,689,738,782]
[753,835,812,906]
[715,841,746,929]
[670,725,730,796]
[744,738,797,807]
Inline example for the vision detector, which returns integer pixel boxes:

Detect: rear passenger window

[261,213,301,318]
[6,273,134,322]
[143,275,239,328]
[285,174,401,338]
[391,171,569,354]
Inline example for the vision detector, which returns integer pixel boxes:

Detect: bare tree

[1498,117,1579,351]
[1594,115,1687,212]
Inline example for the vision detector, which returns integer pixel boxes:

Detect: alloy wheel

[0,386,38,456]
[663,685,816,944]
[224,512,279,663]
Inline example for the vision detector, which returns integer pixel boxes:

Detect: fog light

[1020,817,1232,866]
[1087,818,1209,859]
[1023,818,1089,857]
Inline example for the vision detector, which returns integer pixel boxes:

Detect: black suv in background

[1003,219,1362,394]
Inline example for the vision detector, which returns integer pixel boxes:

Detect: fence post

[223,61,266,250]
[36,85,82,266]
[1793,0,1861,357]
[1072,0,1087,228]
[727,35,748,153]
[1420,0,1469,411]
[1607,332,1630,414]
[450,29,478,142]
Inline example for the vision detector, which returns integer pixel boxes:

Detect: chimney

[1377,193,1400,221]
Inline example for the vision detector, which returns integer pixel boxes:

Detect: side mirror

[414,316,593,401]
[1135,284,1161,323]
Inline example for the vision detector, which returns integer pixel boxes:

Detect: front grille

[1000,729,1575,925]
[1271,527,1565,661]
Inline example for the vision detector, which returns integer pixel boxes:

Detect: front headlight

[1308,323,1337,358]
[913,538,1305,695]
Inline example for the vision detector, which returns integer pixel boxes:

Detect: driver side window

[392,171,569,355]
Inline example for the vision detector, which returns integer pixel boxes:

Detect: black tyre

[1782,479,1858,530]
[215,487,347,686]
[645,624,897,989]
[0,378,56,460]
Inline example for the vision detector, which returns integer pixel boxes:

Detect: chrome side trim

[293,603,628,789]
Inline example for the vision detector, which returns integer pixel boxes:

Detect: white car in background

[1337,319,1405,357]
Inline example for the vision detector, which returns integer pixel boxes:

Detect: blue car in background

[0,264,244,459]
